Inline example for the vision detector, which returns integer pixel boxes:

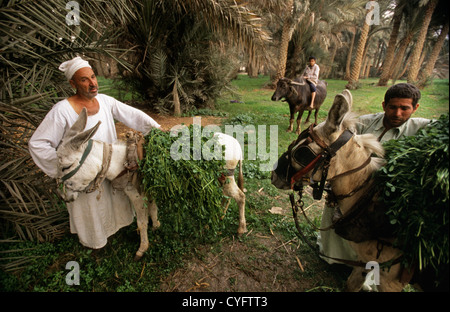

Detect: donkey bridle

[60,139,94,182]
[59,139,113,199]
[288,123,355,200]
[286,124,403,268]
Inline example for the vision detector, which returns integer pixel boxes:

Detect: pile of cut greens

[140,126,227,240]
[375,113,449,275]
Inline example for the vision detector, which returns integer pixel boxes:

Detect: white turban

[58,56,92,81]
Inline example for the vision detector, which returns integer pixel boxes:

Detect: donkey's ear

[64,107,89,139]
[68,120,101,149]
[324,92,350,134]
[342,89,353,108]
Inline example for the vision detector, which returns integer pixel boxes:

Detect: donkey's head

[56,108,101,201]
[271,90,384,194]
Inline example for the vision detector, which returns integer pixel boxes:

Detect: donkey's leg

[222,176,247,235]
[147,198,160,230]
[220,197,232,220]
[346,267,366,292]
[295,110,305,135]
[304,110,312,123]
[124,188,149,261]
[377,265,405,292]
[313,108,319,125]
[287,106,295,132]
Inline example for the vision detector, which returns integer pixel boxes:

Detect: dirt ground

[114,112,349,292]
[115,108,224,139]
[158,232,349,292]
[157,189,347,292]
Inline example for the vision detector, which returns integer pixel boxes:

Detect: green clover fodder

[375,113,449,276]
[140,126,227,242]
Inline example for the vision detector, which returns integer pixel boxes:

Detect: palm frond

[0,0,136,242]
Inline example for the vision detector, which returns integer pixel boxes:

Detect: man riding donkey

[302,56,320,109]
[29,56,161,250]
[317,83,432,290]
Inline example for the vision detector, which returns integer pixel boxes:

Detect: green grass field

[1,75,448,292]
[217,75,448,167]
[220,75,448,120]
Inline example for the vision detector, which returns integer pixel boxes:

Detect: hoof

[134,252,144,261]
[286,128,293,133]
[237,226,248,235]
[152,221,161,231]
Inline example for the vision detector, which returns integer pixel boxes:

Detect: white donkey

[56,108,246,260]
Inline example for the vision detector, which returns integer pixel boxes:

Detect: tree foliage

[117,0,268,113]
[0,0,134,241]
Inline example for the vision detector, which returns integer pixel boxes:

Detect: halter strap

[290,127,354,192]
[61,139,93,182]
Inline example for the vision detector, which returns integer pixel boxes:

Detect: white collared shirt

[355,112,431,142]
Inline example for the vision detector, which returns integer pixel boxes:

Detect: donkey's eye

[62,165,72,172]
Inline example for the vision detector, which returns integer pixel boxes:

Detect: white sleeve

[313,65,320,80]
[107,96,161,134]
[28,108,65,178]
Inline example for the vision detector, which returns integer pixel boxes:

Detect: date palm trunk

[407,0,439,84]
[346,9,371,89]
[378,4,403,86]
[418,20,449,87]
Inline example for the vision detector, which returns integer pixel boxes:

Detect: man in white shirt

[29,56,161,249]
[302,56,320,109]
[317,83,431,290]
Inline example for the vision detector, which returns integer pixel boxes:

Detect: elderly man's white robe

[29,94,160,248]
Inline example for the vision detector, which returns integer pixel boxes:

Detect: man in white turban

[59,56,92,81]
[29,56,161,249]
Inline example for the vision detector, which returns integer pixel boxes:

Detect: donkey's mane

[342,112,385,162]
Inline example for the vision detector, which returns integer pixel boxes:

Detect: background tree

[0,0,268,241]
[377,0,405,86]
[0,0,136,241]
[417,1,449,87]
[406,0,439,84]
[117,0,268,114]
[346,2,375,89]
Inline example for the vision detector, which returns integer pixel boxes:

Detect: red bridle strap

[290,153,323,189]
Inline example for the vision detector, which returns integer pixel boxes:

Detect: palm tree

[346,3,374,89]
[0,0,268,242]
[0,0,135,241]
[119,0,269,114]
[284,0,365,79]
[378,0,406,86]
[344,27,357,80]
[386,0,423,83]
[418,1,449,87]
[269,0,309,86]
[417,21,449,86]
[407,0,439,84]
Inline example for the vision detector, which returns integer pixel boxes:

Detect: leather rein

[289,123,371,200]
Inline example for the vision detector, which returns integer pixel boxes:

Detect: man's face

[382,98,419,128]
[308,58,316,67]
[70,67,98,99]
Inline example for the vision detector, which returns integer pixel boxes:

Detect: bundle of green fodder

[375,113,449,275]
[140,126,227,241]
